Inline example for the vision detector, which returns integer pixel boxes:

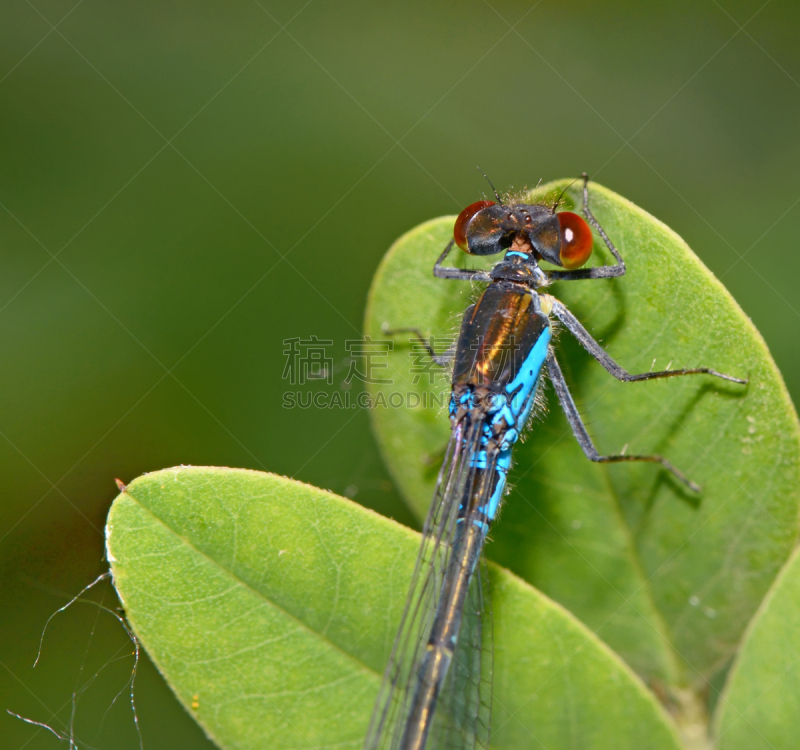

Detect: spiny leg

[433,239,492,282]
[549,174,627,282]
[550,298,747,385]
[546,349,701,492]
[381,324,455,367]
[382,324,454,469]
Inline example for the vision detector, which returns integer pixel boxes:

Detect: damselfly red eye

[557,211,593,269]
[454,201,495,251]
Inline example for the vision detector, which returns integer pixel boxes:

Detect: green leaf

[364,180,800,702]
[714,545,800,749]
[107,466,682,750]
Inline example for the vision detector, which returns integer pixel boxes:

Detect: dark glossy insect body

[366,175,746,750]
[450,281,551,518]
[396,282,551,750]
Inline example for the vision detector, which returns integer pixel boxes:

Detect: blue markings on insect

[496,324,551,436]
[455,324,552,521]
[364,175,746,750]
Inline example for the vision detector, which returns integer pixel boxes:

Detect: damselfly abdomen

[364,175,746,750]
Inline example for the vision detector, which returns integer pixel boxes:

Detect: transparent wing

[430,552,493,750]
[364,420,484,750]
[364,421,495,750]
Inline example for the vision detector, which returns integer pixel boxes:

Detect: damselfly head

[453,198,594,270]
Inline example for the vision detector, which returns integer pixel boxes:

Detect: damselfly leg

[366,174,747,750]
[380,324,455,368]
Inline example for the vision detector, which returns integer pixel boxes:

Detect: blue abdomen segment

[448,287,552,525]
[484,327,550,519]
[495,323,551,438]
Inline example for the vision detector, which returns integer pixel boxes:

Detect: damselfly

[364,175,747,750]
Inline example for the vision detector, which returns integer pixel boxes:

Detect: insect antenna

[551,178,579,214]
[476,166,504,205]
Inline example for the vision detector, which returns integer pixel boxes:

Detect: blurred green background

[1,0,798,747]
